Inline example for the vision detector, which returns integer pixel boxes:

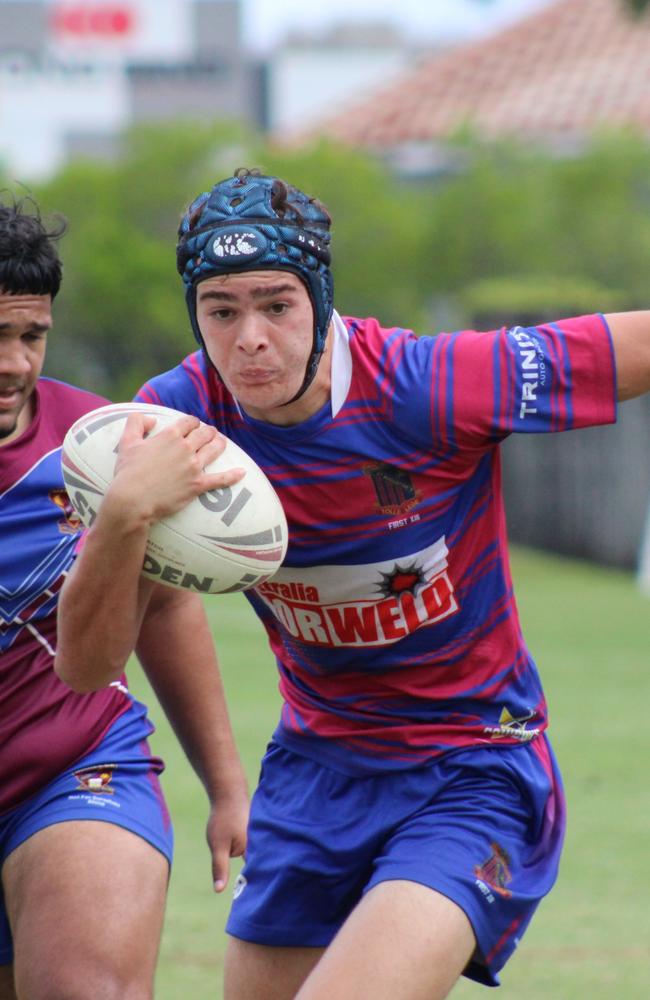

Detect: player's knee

[15,963,153,1000]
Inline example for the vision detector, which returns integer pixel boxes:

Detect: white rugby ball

[61,402,288,594]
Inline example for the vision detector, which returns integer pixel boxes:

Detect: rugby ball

[61,402,288,594]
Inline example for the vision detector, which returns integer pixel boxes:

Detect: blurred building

[273,0,650,571]
[298,0,650,174]
[0,0,261,179]
[263,22,430,135]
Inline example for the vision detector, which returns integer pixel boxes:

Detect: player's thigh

[2,820,168,1000]
[224,938,325,1000]
[0,965,16,1000]
[295,880,475,1000]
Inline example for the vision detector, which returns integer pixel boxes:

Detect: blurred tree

[31,123,650,399]
[259,141,432,331]
[38,121,256,397]
[418,129,650,330]
[623,0,650,14]
[36,130,433,396]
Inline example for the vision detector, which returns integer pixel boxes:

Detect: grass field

[126,546,650,999]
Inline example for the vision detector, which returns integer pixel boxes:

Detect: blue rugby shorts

[0,707,173,965]
[226,738,566,986]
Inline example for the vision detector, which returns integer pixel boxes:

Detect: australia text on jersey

[256,539,459,647]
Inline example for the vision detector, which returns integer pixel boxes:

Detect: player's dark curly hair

[232,166,331,228]
[0,193,67,299]
[183,166,331,236]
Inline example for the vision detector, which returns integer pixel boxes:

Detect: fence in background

[501,393,650,570]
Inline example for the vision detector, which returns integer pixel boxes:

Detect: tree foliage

[623,0,650,15]
[13,122,650,400]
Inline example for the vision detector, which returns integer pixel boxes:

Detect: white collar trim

[330,310,351,417]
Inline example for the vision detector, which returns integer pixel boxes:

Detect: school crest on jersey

[363,462,421,516]
[49,488,82,535]
[255,536,458,647]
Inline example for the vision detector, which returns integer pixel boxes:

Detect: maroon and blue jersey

[0,378,157,814]
[137,313,616,775]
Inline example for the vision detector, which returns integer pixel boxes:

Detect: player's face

[195,271,331,426]
[0,292,51,446]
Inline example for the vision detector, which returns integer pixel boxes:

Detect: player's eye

[268,302,288,315]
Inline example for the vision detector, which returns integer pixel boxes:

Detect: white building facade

[0,0,258,179]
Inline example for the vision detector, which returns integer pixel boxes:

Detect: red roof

[299,0,650,148]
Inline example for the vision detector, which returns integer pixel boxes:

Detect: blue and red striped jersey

[137,313,616,774]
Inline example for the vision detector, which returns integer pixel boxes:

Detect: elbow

[53,649,120,694]
[53,658,96,694]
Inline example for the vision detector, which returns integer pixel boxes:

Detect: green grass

[126,546,650,999]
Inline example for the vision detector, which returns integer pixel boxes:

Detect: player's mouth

[236,368,278,386]
[0,385,24,410]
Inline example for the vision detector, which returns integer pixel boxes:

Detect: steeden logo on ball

[61,402,288,595]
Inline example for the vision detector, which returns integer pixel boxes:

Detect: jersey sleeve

[135,351,212,420]
[400,313,617,451]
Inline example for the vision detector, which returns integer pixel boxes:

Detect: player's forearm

[55,504,152,692]
[136,590,248,802]
[605,311,650,400]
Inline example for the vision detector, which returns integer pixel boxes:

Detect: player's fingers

[118,412,156,449]
[211,840,232,893]
[230,830,247,859]
[184,420,221,450]
[168,413,204,439]
[201,466,246,492]
[191,431,229,469]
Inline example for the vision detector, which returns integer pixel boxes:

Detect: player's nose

[235,312,269,353]
[0,340,32,377]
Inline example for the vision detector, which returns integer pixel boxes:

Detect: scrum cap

[176,171,334,400]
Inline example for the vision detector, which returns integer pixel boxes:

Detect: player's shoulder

[341,314,421,364]
[37,377,109,429]
[341,315,440,390]
[341,315,416,346]
[144,349,208,384]
[136,350,217,419]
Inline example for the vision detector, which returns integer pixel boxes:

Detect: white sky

[242,0,554,52]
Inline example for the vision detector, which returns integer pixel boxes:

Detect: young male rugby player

[58,168,650,999]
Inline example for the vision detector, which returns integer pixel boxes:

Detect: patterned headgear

[176,171,334,401]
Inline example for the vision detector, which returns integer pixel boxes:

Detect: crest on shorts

[363,463,420,516]
[474,843,513,898]
[73,764,117,794]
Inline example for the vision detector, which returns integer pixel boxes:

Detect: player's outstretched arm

[136,586,249,891]
[605,311,650,400]
[55,411,244,691]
